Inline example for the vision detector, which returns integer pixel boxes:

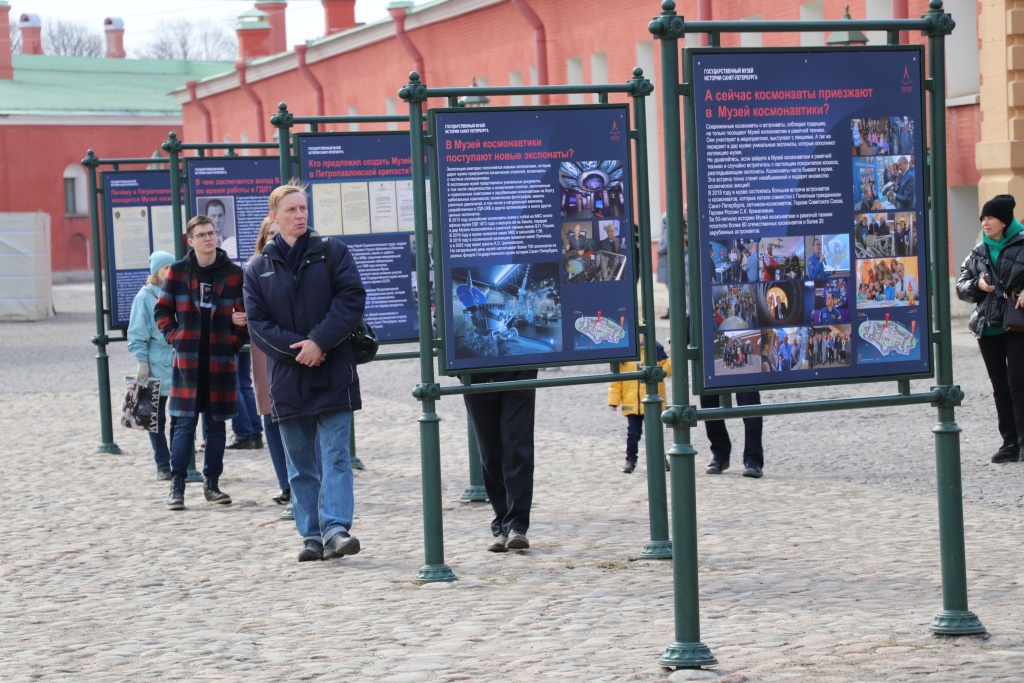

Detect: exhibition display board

[102,170,180,329]
[688,47,931,390]
[297,132,429,342]
[432,105,638,373]
[185,157,281,264]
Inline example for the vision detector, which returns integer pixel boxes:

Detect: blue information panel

[185,157,281,264]
[688,47,931,390]
[297,132,429,343]
[432,105,638,373]
[103,170,179,329]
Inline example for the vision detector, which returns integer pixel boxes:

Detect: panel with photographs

[713,329,761,376]
[710,284,758,330]
[760,326,810,372]
[758,235,805,281]
[855,256,921,308]
[560,220,596,284]
[851,116,914,157]
[806,324,853,369]
[804,234,850,279]
[852,154,917,212]
[708,237,760,284]
[812,277,851,324]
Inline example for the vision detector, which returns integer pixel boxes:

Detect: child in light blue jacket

[127,251,176,479]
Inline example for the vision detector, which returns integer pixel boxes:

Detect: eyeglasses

[190,230,216,240]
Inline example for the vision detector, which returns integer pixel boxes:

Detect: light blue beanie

[149,251,174,275]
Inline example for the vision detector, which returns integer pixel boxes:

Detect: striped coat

[154,250,246,420]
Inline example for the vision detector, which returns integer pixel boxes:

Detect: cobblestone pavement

[0,284,1021,682]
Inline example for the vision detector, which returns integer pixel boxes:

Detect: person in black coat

[957,194,1024,463]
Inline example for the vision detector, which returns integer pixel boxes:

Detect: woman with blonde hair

[248,216,292,504]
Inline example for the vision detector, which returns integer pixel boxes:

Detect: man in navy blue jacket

[244,183,367,562]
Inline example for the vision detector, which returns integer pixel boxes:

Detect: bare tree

[42,19,103,57]
[9,23,20,55]
[135,19,237,61]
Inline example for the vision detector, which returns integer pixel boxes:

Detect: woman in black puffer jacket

[956,194,1024,463]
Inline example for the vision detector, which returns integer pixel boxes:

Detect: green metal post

[402,72,456,583]
[164,133,185,261]
[272,103,294,183]
[82,150,121,455]
[630,68,672,560]
[925,0,984,636]
[460,375,488,502]
[650,0,717,668]
[350,420,364,470]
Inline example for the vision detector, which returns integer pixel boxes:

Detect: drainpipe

[388,2,424,84]
[236,61,267,145]
[697,0,711,47]
[891,0,909,45]
[510,0,549,105]
[295,44,325,117]
[186,81,213,143]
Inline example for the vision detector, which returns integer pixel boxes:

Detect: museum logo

[900,64,913,93]
[610,118,622,142]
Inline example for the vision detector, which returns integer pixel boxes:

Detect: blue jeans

[231,351,262,440]
[264,415,290,491]
[149,395,172,472]
[278,410,354,543]
[170,409,226,478]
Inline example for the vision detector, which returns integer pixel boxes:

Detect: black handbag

[350,318,379,364]
[321,235,378,364]
[1004,289,1024,332]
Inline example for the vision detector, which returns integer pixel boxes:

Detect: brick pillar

[976,2,1024,205]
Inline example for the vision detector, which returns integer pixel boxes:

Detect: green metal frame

[81,151,171,454]
[649,0,982,670]
[400,67,672,584]
[270,105,482,496]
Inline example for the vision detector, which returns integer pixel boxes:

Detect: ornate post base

[640,539,672,560]
[929,610,986,635]
[95,442,122,455]
[659,641,718,668]
[459,485,488,502]
[415,563,457,584]
[351,455,365,470]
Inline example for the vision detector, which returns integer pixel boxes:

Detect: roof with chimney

[0,54,231,117]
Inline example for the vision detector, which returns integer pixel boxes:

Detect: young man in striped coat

[155,215,248,510]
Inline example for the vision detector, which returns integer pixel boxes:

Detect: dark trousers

[700,391,764,468]
[464,384,536,537]
[978,333,1024,452]
[625,413,644,459]
[148,395,173,472]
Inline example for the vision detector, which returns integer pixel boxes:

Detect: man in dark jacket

[888,157,915,210]
[155,215,247,510]
[244,183,367,562]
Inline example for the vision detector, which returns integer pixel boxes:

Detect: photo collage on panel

[850,116,923,364]
[709,116,921,382]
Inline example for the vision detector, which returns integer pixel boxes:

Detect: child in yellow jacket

[608,337,671,473]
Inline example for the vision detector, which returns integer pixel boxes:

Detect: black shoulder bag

[322,236,378,363]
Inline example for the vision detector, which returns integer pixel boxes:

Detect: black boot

[166,475,185,510]
[204,476,232,505]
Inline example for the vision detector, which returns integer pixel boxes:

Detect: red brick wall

[0,123,178,271]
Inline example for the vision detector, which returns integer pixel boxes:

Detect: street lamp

[826,5,869,47]
[459,77,490,108]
